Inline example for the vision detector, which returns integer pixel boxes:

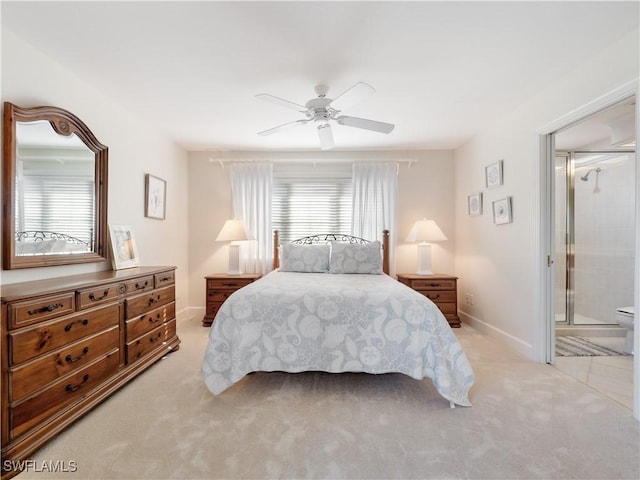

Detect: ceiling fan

[255,82,395,150]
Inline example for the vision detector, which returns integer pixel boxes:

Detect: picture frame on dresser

[144,173,166,220]
[109,225,140,270]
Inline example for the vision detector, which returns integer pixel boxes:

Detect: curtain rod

[210,158,417,169]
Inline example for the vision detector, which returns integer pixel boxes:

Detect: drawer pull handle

[148,294,161,306]
[160,276,171,282]
[28,303,64,315]
[149,333,163,343]
[64,318,89,332]
[135,280,149,290]
[149,313,162,324]
[88,289,110,301]
[65,374,89,392]
[65,347,90,364]
[222,282,238,287]
[428,294,441,300]
[428,283,441,288]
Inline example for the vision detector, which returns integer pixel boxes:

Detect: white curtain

[351,162,399,276]
[230,163,273,274]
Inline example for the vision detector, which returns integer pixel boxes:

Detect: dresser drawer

[155,270,175,288]
[8,293,75,329]
[10,303,120,365]
[125,285,175,319]
[121,275,155,295]
[76,283,120,310]
[11,352,120,438]
[206,302,222,318]
[411,279,456,290]
[126,302,176,341]
[9,327,120,402]
[126,318,177,363]
[419,290,456,303]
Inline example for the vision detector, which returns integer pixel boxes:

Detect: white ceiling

[2,1,638,152]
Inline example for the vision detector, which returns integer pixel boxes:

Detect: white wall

[454,28,639,358]
[186,149,455,315]
[0,31,190,315]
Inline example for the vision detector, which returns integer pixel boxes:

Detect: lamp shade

[216,218,250,242]
[406,219,447,243]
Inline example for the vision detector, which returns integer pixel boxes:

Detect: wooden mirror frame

[2,102,109,269]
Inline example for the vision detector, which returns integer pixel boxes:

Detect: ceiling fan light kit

[256,82,395,150]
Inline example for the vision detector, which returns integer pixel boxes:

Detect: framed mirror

[2,102,109,269]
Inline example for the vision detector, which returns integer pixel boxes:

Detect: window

[272,164,352,243]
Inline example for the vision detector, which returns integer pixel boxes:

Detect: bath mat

[556,336,627,357]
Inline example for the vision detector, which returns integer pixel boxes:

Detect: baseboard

[177,306,205,323]
[459,310,534,360]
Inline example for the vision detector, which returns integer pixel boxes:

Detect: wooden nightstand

[396,273,461,328]
[202,273,261,327]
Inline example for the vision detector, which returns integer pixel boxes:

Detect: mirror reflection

[14,121,95,256]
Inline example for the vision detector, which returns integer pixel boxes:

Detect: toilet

[615,306,635,354]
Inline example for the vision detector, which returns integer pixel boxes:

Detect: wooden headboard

[272,229,390,275]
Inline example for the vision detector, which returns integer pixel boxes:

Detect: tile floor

[554,336,633,409]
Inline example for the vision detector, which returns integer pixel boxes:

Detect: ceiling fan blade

[336,115,395,134]
[329,82,375,112]
[258,119,309,136]
[317,123,334,150]
[255,93,307,112]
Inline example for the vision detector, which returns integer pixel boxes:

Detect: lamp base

[416,242,434,275]
[227,244,243,275]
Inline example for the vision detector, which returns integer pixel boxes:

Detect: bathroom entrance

[550,97,636,410]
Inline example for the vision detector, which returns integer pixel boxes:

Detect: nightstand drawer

[207,291,235,302]
[435,302,457,315]
[420,290,456,303]
[207,279,253,290]
[411,279,456,290]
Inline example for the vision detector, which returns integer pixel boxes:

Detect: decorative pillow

[329,241,383,274]
[280,243,330,273]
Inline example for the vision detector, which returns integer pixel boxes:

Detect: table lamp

[406,219,447,275]
[216,218,250,275]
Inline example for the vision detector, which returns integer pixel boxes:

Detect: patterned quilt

[202,271,475,406]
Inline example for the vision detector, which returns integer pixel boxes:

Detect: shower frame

[556,149,635,326]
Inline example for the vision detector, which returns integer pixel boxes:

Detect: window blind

[18,175,95,243]
[272,165,352,243]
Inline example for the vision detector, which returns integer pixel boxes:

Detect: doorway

[547,97,636,411]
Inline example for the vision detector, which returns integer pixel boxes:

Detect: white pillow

[329,241,383,274]
[280,243,330,273]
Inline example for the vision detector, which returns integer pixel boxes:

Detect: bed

[201,231,475,406]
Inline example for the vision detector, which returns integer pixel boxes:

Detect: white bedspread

[202,271,475,406]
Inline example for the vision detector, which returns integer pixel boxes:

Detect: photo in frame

[485,160,504,189]
[467,192,483,216]
[109,225,140,269]
[492,196,513,225]
[145,174,166,220]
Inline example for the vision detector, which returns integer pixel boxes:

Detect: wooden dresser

[203,273,261,326]
[396,273,461,328]
[1,267,180,479]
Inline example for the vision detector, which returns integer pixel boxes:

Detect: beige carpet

[16,317,640,480]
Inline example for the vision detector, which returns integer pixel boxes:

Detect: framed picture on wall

[145,174,166,220]
[467,192,483,216]
[492,196,513,225]
[485,160,504,189]
[109,225,140,270]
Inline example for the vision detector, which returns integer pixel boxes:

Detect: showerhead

[580,167,601,181]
